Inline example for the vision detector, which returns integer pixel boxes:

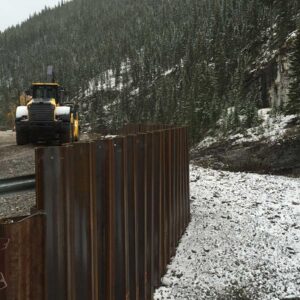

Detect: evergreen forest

[0,0,299,142]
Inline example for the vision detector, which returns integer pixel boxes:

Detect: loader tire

[71,123,75,142]
[60,123,71,144]
[16,129,28,145]
[72,126,79,142]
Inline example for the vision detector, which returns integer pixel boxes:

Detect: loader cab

[30,83,63,104]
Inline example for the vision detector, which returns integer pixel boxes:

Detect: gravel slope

[155,166,300,300]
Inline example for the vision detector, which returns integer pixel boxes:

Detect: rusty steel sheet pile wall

[0,125,189,300]
[0,213,45,300]
[35,125,189,300]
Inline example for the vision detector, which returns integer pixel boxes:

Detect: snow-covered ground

[155,166,300,300]
[229,110,298,146]
[196,110,299,150]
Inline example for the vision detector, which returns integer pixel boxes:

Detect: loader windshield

[32,85,58,100]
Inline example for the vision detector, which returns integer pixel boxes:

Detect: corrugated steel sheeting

[0,124,190,300]
[0,213,45,300]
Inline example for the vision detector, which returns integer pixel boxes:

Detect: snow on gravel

[155,165,300,300]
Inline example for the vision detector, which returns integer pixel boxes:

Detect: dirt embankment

[192,135,300,177]
[191,121,300,177]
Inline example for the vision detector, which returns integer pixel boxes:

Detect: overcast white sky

[0,0,69,32]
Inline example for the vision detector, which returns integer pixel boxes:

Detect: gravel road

[0,130,92,219]
[0,130,35,179]
[0,130,36,219]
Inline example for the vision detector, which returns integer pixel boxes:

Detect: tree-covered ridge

[0,0,299,141]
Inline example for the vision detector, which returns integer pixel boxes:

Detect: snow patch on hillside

[82,62,178,98]
[155,166,300,300]
[196,109,299,150]
[83,60,131,97]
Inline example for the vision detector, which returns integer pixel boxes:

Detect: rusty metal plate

[152,131,161,288]
[145,132,154,299]
[36,146,69,300]
[112,137,130,300]
[31,125,191,300]
[126,135,139,300]
[93,139,112,300]
[159,130,166,278]
[135,134,147,300]
[0,213,45,300]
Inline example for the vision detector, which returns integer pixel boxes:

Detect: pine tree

[244,101,259,128]
[286,29,300,114]
[0,0,300,136]
[274,0,295,46]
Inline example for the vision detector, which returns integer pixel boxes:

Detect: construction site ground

[1,130,299,299]
[0,130,35,219]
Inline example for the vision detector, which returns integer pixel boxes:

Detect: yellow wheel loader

[15,68,79,145]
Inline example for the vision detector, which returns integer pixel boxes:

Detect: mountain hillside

[0,0,300,143]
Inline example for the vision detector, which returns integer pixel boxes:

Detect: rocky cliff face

[192,30,300,177]
[268,30,299,109]
[269,51,291,108]
[253,30,298,109]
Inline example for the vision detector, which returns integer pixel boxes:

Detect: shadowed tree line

[0,0,299,141]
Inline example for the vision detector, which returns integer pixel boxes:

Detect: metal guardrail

[0,174,35,195]
[0,124,190,300]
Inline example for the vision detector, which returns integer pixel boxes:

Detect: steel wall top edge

[90,136,120,142]
[0,212,45,225]
[74,140,93,145]
[118,124,188,135]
